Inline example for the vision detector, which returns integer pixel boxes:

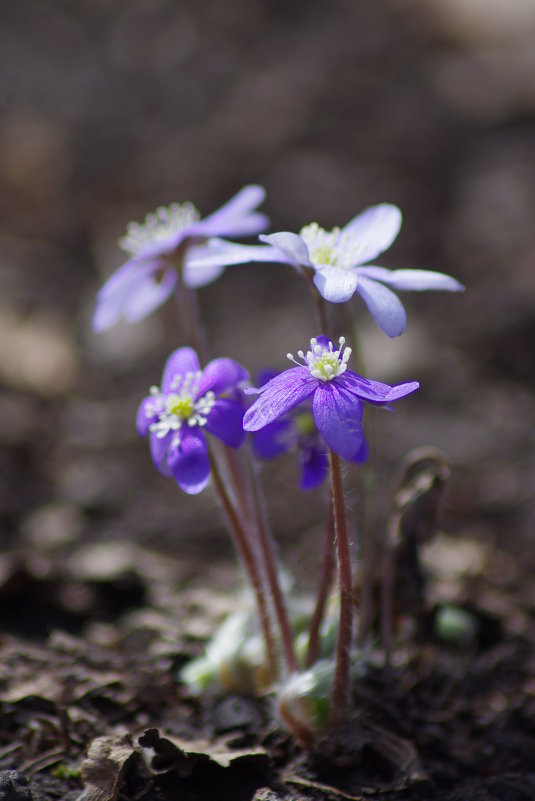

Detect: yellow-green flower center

[145,371,216,438]
[166,393,195,420]
[300,223,340,267]
[287,337,352,383]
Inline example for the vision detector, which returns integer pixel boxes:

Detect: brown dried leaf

[386,447,450,618]
[77,734,141,801]
[139,727,269,776]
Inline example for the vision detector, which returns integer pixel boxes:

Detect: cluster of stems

[174,255,356,727]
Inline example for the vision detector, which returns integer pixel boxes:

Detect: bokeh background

[2,0,535,613]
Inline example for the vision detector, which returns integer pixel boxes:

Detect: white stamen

[287,336,352,382]
[145,374,216,438]
[119,202,201,257]
[299,223,369,270]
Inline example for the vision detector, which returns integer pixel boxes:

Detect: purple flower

[137,347,249,494]
[93,186,269,332]
[251,370,367,490]
[256,204,464,338]
[244,336,419,462]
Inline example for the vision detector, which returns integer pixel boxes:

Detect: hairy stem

[306,493,336,667]
[172,252,210,363]
[328,450,354,727]
[245,444,298,675]
[209,449,279,679]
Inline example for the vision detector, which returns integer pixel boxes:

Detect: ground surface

[1,0,535,799]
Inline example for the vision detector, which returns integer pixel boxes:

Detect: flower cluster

[94,184,464,741]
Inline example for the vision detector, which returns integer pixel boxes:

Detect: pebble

[0,771,32,801]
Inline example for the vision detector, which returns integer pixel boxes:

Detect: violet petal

[92,259,166,331]
[123,268,177,323]
[313,266,359,303]
[196,358,249,398]
[137,396,158,437]
[358,265,464,293]
[346,438,369,464]
[200,185,269,238]
[243,367,317,431]
[203,398,246,448]
[356,275,407,337]
[337,371,419,404]
[150,431,173,477]
[252,419,293,459]
[300,446,329,490]
[162,347,201,392]
[341,204,402,264]
[168,428,210,494]
[183,259,226,289]
[312,383,364,460]
[259,233,312,267]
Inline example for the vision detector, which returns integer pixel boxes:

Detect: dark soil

[2,0,535,799]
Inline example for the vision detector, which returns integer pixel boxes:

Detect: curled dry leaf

[77,734,143,801]
[386,447,451,616]
[139,727,269,777]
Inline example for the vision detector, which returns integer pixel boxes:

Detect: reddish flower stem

[306,492,336,667]
[172,252,210,364]
[328,450,354,727]
[209,449,278,678]
[173,256,296,678]
[245,445,298,675]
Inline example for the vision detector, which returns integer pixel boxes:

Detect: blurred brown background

[1,0,535,597]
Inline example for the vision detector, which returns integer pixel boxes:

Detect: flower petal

[196,358,249,398]
[313,266,359,303]
[356,276,407,337]
[300,446,329,490]
[137,396,157,436]
[199,185,269,238]
[259,233,312,267]
[92,259,170,331]
[150,431,173,477]
[183,259,226,289]
[162,347,201,392]
[342,204,402,264]
[358,266,464,293]
[168,428,210,494]
[252,419,293,459]
[347,438,368,464]
[312,383,364,460]
[123,268,177,323]
[338,370,419,404]
[243,367,317,431]
[203,398,246,448]
[185,240,280,282]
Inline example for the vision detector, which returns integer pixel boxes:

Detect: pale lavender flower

[256,204,464,337]
[137,346,248,494]
[93,185,268,332]
[244,336,419,461]
[183,204,464,338]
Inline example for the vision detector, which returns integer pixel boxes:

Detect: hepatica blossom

[244,336,419,461]
[251,370,367,490]
[137,347,248,494]
[93,185,269,332]
[259,204,464,337]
